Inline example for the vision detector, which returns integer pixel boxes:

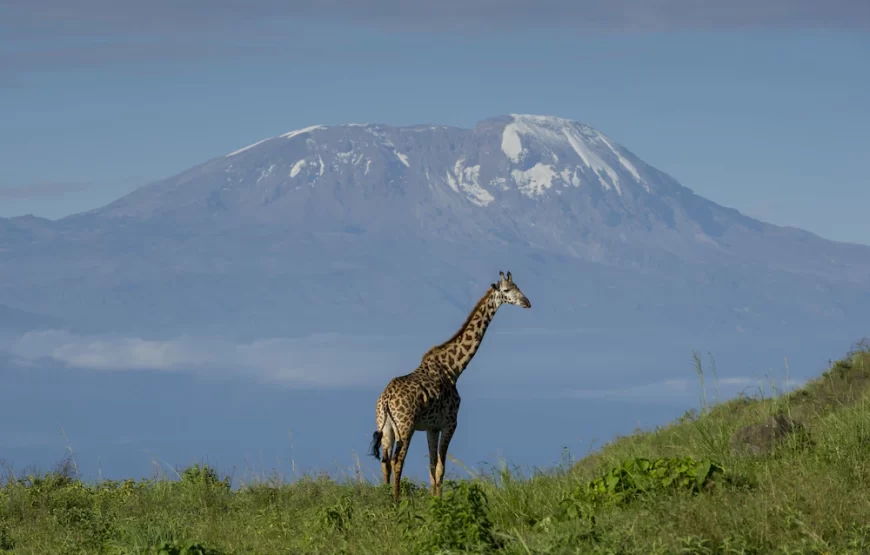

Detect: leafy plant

[382,476,423,497]
[562,457,724,509]
[401,480,501,554]
[179,464,231,492]
[0,523,14,552]
[152,541,225,555]
[319,494,354,533]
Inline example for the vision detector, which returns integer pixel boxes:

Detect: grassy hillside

[1,341,869,554]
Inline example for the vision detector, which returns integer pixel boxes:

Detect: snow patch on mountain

[226,138,273,157]
[395,151,410,167]
[450,159,493,206]
[257,164,277,183]
[280,125,326,140]
[289,159,309,178]
[563,128,622,195]
[501,124,525,163]
[559,167,582,188]
[512,163,559,197]
[596,132,645,186]
[499,114,655,197]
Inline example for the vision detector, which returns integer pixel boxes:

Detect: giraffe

[368,270,532,502]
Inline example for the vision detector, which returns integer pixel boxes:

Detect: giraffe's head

[491,271,531,309]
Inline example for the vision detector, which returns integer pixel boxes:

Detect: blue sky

[1,2,869,244]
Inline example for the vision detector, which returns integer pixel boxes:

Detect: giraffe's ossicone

[369,270,531,502]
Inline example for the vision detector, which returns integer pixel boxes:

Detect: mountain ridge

[1,114,868,339]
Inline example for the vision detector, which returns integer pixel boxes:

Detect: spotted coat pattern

[370,271,531,502]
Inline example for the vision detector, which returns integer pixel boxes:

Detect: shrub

[318,494,354,533]
[401,481,501,554]
[151,541,225,555]
[560,456,724,512]
[179,464,231,492]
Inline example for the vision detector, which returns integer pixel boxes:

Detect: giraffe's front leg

[426,429,440,496]
[435,422,457,497]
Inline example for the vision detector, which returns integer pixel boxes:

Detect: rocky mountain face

[2,114,868,340]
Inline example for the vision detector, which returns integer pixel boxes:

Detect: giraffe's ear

[491,283,498,290]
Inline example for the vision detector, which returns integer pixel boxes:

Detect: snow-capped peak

[279,124,327,140]
[222,115,651,204]
[225,137,275,158]
[500,114,648,195]
[225,124,327,157]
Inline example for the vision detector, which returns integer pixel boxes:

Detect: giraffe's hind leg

[380,424,396,486]
[392,428,414,503]
[427,429,440,495]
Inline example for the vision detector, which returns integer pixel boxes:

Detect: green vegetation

[2,341,870,554]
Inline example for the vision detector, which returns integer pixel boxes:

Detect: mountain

[1,114,868,340]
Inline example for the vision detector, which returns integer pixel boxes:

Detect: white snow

[225,138,272,157]
[596,132,649,192]
[501,114,648,196]
[445,171,460,193]
[280,125,326,140]
[489,177,509,191]
[559,168,582,187]
[364,160,372,175]
[395,151,410,167]
[257,164,277,183]
[451,160,493,206]
[289,159,308,178]
[511,163,558,197]
[563,129,622,195]
[501,123,524,162]
[318,156,325,176]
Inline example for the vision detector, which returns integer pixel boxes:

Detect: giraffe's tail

[370,398,393,459]
[369,430,383,459]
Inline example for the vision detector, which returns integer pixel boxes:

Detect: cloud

[0,182,90,199]
[1,1,866,80]
[5,330,412,388]
[3,329,812,401]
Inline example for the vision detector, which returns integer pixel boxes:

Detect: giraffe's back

[377,370,459,432]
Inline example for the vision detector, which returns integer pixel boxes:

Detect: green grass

[2,341,870,554]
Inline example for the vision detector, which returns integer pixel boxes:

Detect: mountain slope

[1,114,868,339]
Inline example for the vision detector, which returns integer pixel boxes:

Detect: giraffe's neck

[424,289,500,384]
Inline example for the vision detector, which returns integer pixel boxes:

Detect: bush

[179,464,231,492]
[151,541,225,555]
[401,481,501,554]
[560,456,724,511]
